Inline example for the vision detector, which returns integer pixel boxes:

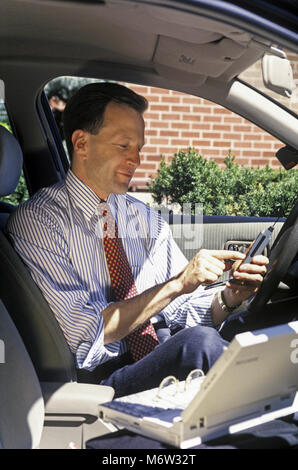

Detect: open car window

[43,75,298,219]
[0,80,29,206]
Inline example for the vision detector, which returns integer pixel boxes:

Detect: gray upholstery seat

[0,125,115,448]
[0,299,44,448]
[0,125,77,381]
[0,297,115,449]
[0,232,77,381]
[0,125,111,385]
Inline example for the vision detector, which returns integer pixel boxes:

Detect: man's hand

[177,249,246,295]
[208,252,269,326]
[224,254,269,306]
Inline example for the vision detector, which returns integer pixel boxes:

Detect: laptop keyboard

[117,375,205,408]
[101,375,205,423]
[102,400,183,422]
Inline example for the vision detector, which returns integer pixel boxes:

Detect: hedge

[0,123,29,206]
[148,148,298,217]
[1,141,297,217]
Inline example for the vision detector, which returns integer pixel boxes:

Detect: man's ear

[71,129,89,160]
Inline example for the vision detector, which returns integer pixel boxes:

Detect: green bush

[0,123,29,206]
[0,172,29,206]
[148,148,298,217]
[0,121,11,132]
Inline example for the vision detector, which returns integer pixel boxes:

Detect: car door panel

[169,217,283,282]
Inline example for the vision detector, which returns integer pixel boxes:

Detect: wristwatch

[217,289,241,313]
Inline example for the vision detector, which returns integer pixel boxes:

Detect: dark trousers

[220,296,298,342]
[78,298,298,398]
[99,325,229,398]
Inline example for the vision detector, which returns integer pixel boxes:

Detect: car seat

[0,125,116,448]
[0,124,105,384]
[0,298,44,448]
[0,298,115,449]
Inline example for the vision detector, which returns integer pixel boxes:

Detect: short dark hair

[47,86,70,102]
[63,82,148,160]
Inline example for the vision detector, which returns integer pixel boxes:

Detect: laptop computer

[98,321,298,448]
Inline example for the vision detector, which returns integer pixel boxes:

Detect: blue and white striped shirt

[7,170,216,371]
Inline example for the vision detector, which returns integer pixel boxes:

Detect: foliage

[0,123,29,206]
[44,76,104,101]
[148,148,298,217]
[0,171,29,206]
[0,121,11,132]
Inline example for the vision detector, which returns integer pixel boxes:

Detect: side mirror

[262,54,296,98]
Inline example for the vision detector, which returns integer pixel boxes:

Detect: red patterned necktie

[99,201,159,362]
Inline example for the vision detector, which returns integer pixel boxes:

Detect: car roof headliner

[0,0,297,156]
[0,0,288,84]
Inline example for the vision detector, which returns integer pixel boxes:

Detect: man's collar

[66,169,111,220]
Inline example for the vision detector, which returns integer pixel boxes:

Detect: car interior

[0,0,297,449]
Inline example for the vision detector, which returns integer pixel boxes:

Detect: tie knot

[98,201,112,218]
[98,200,109,212]
[98,202,117,238]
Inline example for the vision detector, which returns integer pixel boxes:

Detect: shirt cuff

[160,284,217,330]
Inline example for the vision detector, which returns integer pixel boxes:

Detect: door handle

[224,240,268,257]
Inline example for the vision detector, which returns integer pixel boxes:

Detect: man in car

[47,86,69,139]
[7,83,268,397]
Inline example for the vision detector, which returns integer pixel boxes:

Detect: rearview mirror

[276,146,298,170]
[262,54,296,98]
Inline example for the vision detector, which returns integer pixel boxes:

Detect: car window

[44,77,104,161]
[43,76,297,218]
[0,85,29,207]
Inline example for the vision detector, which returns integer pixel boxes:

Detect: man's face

[76,101,145,200]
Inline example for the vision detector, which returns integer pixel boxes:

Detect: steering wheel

[248,198,298,314]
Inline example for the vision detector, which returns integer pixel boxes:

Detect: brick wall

[126,52,298,191]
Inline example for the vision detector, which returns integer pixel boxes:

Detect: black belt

[76,321,172,384]
[76,351,134,384]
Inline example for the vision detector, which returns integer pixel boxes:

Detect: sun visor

[262,54,296,98]
[153,36,246,81]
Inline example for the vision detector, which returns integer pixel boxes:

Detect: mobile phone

[204,224,276,290]
[229,224,275,284]
[241,225,275,264]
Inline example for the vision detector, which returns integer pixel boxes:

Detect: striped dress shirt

[7,170,216,371]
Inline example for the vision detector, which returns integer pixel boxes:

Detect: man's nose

[127,148,141,167]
